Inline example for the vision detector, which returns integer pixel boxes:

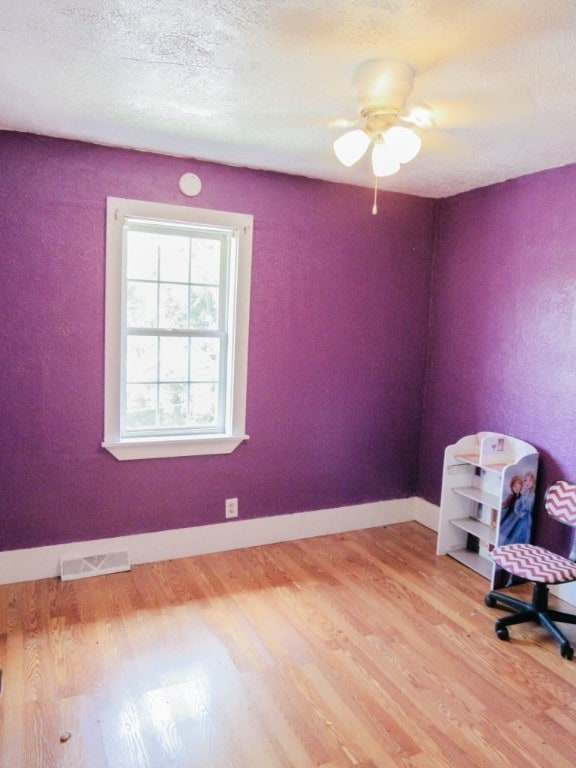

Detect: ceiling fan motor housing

[352,59,415,114]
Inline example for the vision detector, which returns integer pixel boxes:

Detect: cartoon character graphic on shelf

[499,474,523,529]
[497,470,537,587]
[499,471,536,546]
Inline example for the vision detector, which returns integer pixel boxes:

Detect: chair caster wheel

[496,627,509,641]
[561,644,574,660]
[485,594,496,608]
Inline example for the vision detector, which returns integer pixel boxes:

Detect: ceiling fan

[333,59,434,184]
[333,56,531,213]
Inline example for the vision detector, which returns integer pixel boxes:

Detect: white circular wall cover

[178,173,202,196]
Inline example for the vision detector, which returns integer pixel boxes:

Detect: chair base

[485,582,576,659]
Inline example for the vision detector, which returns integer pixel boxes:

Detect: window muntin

[103,198,252,460]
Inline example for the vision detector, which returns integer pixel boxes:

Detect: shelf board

[454,452,481,465]
[452,484,500,510]
[450,517,497,545]
[453,453,508,472]
[448,548,493,579]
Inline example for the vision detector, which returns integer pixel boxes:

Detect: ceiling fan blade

[327,114,361,130]
[416,85,533,131]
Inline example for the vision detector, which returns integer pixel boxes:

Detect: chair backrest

[545,480,576,526]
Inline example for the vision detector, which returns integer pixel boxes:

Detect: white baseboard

[413,497,439,532]
[551,581,576,607]
[0,497,436,586]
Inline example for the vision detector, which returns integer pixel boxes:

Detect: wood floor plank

[1,522,576,767]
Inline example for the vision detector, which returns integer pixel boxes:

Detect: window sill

[102,434,249,461]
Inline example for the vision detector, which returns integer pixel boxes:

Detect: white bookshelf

[436,431,539,588]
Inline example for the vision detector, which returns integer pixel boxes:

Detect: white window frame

[102,197,252,460]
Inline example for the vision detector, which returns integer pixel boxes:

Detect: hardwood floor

[1,522,575,767]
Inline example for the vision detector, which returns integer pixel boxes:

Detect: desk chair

[485,480,576,659]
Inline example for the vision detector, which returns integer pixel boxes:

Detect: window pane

[126,337,158,382]
[126,231,159,280]
[190,338,219,381]
[189,383,218,426]
[159,337,188,381]
[126,383,157,429]
[190,286,219,329]
[190,239,221,284]
[159,235,190,283]
[127,282,158,328]
[159,284,189,329]
[159,383,187,427]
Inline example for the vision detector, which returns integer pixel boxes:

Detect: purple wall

[419,164,576,551]
[1,132,434,551]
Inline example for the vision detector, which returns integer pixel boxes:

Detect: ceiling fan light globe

[385,126,421,164]
[333,129,370,167]
[371,143,400,177]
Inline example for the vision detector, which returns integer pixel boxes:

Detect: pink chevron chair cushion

[545,479,576,525]
[491,543,576,584]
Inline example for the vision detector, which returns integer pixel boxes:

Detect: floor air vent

[60,551,131,581]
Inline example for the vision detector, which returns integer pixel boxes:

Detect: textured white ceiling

[2,1,576,198]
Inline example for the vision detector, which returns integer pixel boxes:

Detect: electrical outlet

[225,498,238,519]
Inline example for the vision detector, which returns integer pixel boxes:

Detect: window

[103,197,253,460]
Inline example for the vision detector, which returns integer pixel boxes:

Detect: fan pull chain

[372,176,378,215]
